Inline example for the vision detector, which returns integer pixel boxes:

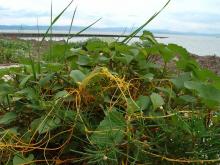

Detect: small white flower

[159,106,163,110]
[99,52,104,56]
[2,75,13,82]
[103,155,108,160]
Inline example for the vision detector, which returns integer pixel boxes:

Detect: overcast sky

[0,0,220,34]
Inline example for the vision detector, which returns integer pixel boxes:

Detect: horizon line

[0,24,219,36]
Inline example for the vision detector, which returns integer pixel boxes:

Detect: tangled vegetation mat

[1,30,220,164]
[1,0,220,164]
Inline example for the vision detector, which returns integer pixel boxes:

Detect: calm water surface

[1,30,220,56]
[156,34,220,56]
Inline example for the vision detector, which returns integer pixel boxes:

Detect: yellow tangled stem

[1,67,217,164]
[79,67,130,92]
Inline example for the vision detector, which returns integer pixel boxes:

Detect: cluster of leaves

[0,39,30,63]
[42,38,112,62]
[1,31,220,165]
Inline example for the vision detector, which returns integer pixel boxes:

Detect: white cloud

[0,0,220,33]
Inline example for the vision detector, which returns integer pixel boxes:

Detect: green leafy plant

[2,0,220,164]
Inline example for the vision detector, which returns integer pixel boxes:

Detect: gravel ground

[193,54,220,75]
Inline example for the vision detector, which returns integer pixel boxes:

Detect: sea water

[26,34,220,56]
[156,34,220,56]
[1,30,220,56]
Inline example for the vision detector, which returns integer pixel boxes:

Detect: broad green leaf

[39,73,55,86]
[146,62,161,69]
[0,127,19,136]
[158,44,174,62]
[167,44,189,60]
[55,90,69,99]
[130,48,139,56]
[0,112,17,125]
[70,70,86,83]
[42,62,63,72]
[156,87,176,98]
[184,81,220,104]
[90,109,126,148]
[146,44,160,54]
[114,43,130,53]
[140,31,158,44]
[15,88,38,101]
[127,95,150,114]
[127,98,140,114]
[184,81,203,91]
[31,116,61,134]
[86,40,108,52]
[142,73,154,82]
[171,72,191,89]
[13,154,35,165]
[179,95,197,103]
[136,95,150,111]
[123,54,134,65]
[150,93,165,110]
[77,55,91,66]
[213,80,220,90]
[138,61,160,70]
[62,110,76,123]
[0,83,14,96]
[176,59,199,72]
[98,56,110,64]
[193,68,220,82]
[19,75,33,88]
[43,44,73,62]
[114,54,134,65]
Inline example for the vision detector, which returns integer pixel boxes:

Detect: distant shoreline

[0,25,219,37]
[0,32,168,39]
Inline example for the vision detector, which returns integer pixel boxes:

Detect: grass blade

[122,0,170,43]
[68,6,77,40]
[49,0,53,62]
[40,0,74,45]
[63,6,77,63]
[68,18,102,40]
